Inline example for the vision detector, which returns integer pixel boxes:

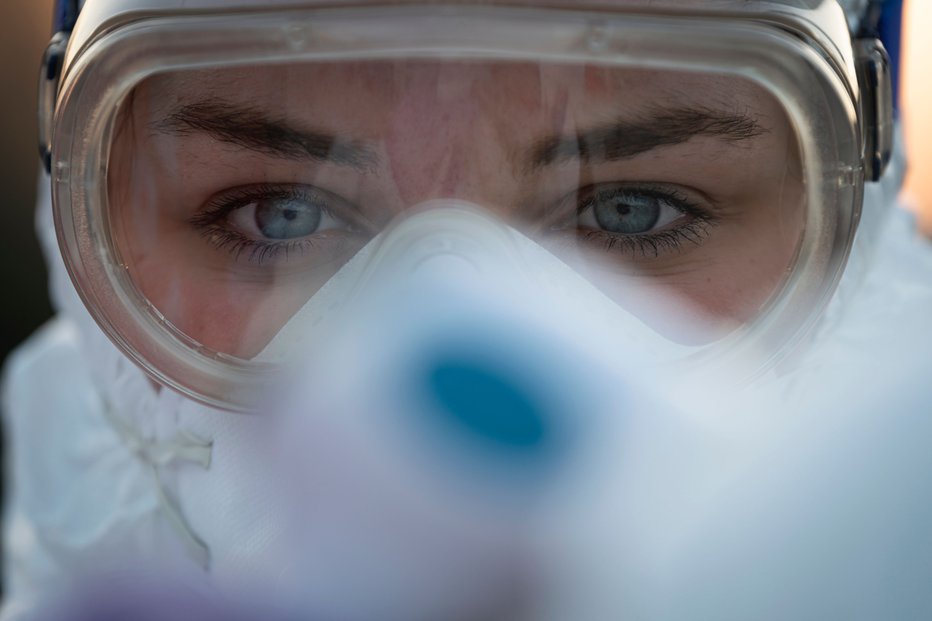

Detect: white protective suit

[4,3,932,619]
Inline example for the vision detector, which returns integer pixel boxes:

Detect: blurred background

[0,0,929,369]
[0,1,54,371]
[902,0,932,230]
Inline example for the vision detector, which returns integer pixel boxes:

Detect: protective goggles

[41,1,893,410]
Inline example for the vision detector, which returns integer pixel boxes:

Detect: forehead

[141,61,783,128]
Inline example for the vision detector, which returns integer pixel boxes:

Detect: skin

[109,60,804,357]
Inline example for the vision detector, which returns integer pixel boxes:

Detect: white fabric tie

[100,399,213,568]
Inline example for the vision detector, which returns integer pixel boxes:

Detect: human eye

[569,183,716,258]
[190,183,366,265]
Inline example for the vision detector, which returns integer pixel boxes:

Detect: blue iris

[254,198,322,239]
[593,191,661,234]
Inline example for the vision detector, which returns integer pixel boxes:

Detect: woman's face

[109,60,804,358]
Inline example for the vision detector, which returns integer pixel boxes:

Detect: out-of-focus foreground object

[903,0,932,234]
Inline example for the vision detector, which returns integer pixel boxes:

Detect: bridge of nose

[377,62,579,218]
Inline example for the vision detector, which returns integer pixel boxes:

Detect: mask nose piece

[366,200,525,282]
[405,237,485,284]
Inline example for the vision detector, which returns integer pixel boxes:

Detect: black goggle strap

[53,0,82,34]
[859,0,903,114]
[40,0,82,172]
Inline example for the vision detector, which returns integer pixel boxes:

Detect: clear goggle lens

[109,60,804,359]
[54,7,861,408]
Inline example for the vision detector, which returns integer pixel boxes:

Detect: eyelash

[574,184,715,258]
[198,228,320,265]
[190,184,333,265]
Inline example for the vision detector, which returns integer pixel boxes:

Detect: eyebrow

[152,98,379,171]
[529,106,767,169]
